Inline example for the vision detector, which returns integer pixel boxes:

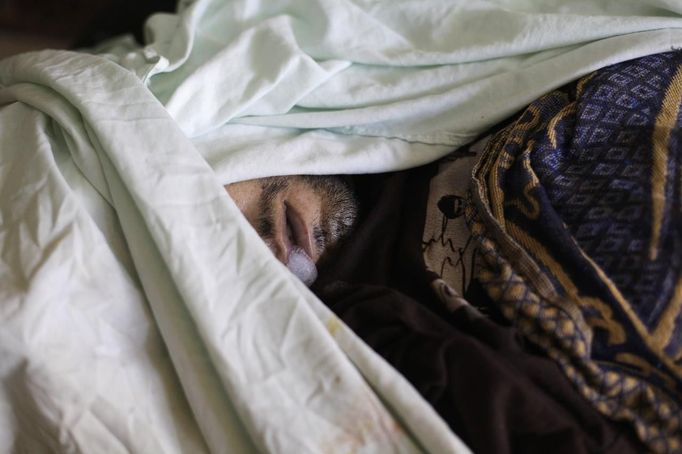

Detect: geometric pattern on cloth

[466,51,682,454]
[536,52,682,324]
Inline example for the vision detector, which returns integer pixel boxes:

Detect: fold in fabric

[96,0,682,182]
[467,51,682,453]
[0,50,468,453]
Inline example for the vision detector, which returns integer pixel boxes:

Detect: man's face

[225,175,358,284]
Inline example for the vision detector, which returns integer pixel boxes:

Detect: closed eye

[284,205,296,246]
[313,226,326,254]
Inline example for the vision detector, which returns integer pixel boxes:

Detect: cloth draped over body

[467,51,682,453]
[1,0,682,452]
[100,0,682,183]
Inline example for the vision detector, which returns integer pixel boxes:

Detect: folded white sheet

[0,49,468,452]
[97,0,682,183]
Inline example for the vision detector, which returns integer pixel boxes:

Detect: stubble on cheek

[307,176,358,253]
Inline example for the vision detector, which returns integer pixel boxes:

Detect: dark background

[0,0,176,58]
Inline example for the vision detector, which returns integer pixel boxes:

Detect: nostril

[284,201,316,262]
[268,201,292,265]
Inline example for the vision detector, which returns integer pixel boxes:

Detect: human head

[225,175,358,285]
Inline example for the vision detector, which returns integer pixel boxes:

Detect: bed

[1,0,681,452]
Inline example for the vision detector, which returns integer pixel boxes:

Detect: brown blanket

[314,161,643,454]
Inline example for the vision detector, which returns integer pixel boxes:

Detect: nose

[270,236,290,265]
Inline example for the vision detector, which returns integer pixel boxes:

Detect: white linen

[0,51,468,453]
[97,0,682,183]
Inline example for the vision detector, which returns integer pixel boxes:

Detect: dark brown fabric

[314,163,644,454]
[315,165,442,312]
[322,283,642,454]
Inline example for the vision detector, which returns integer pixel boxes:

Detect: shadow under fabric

[313,166,644,453]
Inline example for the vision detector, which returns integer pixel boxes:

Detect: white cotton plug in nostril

[287,246,318,286]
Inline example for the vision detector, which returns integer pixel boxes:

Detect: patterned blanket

[467,52,682,453]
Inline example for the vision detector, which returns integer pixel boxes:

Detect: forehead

[224,179,264,220]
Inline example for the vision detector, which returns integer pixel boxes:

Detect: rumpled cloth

[313,167,645,454]
[0,49,467,453]
[467,51,682,453]
[95,0,682,183]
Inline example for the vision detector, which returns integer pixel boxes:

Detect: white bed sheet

[0,51,466,452]
[97,0,682,183]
